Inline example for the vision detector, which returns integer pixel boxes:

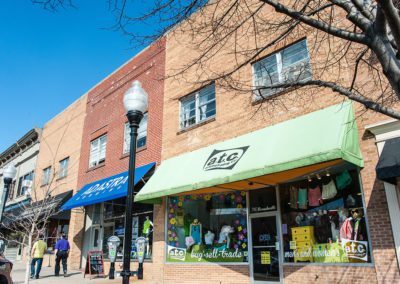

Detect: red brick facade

[67,38,166,270]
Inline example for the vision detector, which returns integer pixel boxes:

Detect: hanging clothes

[340,217,354,240]
[289,186,298,209]
[298,188,308,209]
[308,185,322,206]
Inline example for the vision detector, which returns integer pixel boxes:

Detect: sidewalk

[11,260,120,284]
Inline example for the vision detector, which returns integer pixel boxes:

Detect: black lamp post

[0,164,17,223]
[121,81,148,284]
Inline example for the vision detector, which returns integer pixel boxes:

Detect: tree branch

[379,0,400,54]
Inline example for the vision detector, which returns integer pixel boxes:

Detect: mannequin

[190,219,202,245]
[204,231,215,246]
[142,216,154,256]
[339,208,367,241]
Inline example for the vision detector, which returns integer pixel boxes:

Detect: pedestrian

[54,232,70,277]
[31,234,47,279]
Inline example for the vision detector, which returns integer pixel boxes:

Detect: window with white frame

[89,135,107,168]
[58,157,69,179]
[123,113,148,153]
[253,39,312,99]
[180,83,216,129]
[42,167,51,186]
[17,171,34,196]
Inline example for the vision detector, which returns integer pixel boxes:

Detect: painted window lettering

[204,146,249,171]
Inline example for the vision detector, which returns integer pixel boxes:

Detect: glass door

[91,225,102,251]
[250,215,281,283]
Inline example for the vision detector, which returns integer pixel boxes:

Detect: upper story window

[124,113,148,153]
[89,135,107,168]
[42,167,51,186]
[253,39,311,99]
[58,157,69,179]
[180,83,216,129]
[17,171,34,196]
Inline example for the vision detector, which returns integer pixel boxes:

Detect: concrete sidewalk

[11,260,120,284]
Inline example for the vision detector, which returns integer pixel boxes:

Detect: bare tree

[31,0,400,119]
[0,110,81,284]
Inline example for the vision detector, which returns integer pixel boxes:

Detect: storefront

[61,162,155,265]
[135,102,374,283]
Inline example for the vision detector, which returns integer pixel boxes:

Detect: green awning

[135,102,363,202]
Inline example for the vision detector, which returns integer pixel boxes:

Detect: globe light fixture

[1,164,17,222]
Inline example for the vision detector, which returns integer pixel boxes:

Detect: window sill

[86,163,106,173]
[56,175,67,182]
[120,146,147,160]
[177,117,216,135]
[251,86,297,106]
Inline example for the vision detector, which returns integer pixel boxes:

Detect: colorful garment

[339,218,353,240]
[190,224,201,244]
[289,186,298,209]
[308,185,322,206]
[298,188,308,209]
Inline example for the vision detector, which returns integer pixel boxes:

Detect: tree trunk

[24,226,35,284]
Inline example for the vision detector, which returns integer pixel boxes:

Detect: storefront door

[91,225,102,251]
[250,214,282,284]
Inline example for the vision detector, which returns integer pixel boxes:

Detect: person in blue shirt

[54,232,70,277]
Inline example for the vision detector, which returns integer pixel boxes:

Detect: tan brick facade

[34,94,87,269]
[149,3,400,284]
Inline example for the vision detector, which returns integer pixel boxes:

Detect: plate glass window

[124,113,148,153]
[279,169,371,264]
[89,135,107,168]
[253,39,311,99]
[180,83,216,129]
[41,167,51,186]
[58,157,69,179]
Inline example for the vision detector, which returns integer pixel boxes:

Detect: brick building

[132,3,400,284]
[33,94,87,261]
[62,38,166,279]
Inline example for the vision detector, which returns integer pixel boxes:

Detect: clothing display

[176,207,184,227]
[142,218,153,235]
[204,231,215,245]
[308,186,322,206]
[190,221,202,244]
[322,180,337,200]
[298,188,308,209]
[346,194,356,207]
[289,186,298,209]
[336,170,352,190]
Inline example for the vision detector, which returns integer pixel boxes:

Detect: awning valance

[376,137,400,184]
[61,162,155,210]
[135,102,363,203]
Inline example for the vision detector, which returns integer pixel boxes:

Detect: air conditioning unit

[22,179,33,188]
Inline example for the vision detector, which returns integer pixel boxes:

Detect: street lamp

[0,164,17,222]
[121,80,148,284]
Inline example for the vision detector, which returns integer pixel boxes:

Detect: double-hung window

[123,113,148,153]
[41,167,51,186]
[180,83,216,129]
[89,135,107,168]
[253,39,311,99]
[58,157,69,179]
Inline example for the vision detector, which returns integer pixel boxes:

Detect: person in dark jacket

[54,233,70,277]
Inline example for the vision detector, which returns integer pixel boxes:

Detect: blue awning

[61,162,155,210]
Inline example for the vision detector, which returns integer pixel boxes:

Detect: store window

[253,39,311,99]
[279,169,371,263]
[89,135,107,168]
[180,83,216,129]
[123,113,148,153]
[102,198,154,261]
[166,191,248,263]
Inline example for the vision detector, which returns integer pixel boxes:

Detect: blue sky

[0,1,151,153]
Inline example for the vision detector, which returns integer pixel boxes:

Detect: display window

[166,191,249,262]
[101,198,154,261]
[279,169,371,264]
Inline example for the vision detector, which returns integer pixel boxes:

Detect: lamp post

[121,81,148,284]
[0,164,17,223]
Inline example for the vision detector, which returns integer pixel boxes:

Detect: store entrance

[250,214,281,284]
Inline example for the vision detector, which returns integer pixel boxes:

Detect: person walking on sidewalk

[54,233,70,277]
[31,234,47,279]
